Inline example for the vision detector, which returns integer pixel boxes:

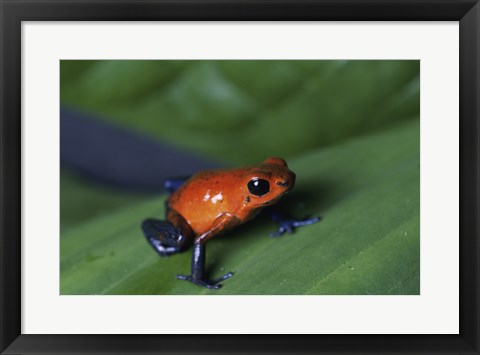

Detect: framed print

[1,0,479,354]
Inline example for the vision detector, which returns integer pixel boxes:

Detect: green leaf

[60,120,419,295]
[60,170,148,233]
[61,60,419,165]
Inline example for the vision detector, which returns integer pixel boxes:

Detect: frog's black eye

[247,178,270,196]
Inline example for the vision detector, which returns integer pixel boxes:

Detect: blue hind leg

[141,209,194,257]
[142,219,183,256]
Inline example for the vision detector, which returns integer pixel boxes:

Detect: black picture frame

[1,1,479,354]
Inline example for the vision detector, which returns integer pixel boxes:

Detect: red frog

[142,157,319,289]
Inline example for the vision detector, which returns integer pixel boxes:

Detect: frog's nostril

[276,180,288,187]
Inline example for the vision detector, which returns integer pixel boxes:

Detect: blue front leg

[264,206,321,237]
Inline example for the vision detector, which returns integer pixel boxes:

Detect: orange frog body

[169,157,295,239]
[141,157,319,289]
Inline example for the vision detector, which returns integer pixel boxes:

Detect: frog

[141,157,319,289]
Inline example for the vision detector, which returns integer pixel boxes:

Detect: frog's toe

[211,271,234,284]
[204,282,222,290]
[269,225,292,237]
[292,215,321,227]
[176,275,221,289]
[175,274,191,281]
[176,273,233,289]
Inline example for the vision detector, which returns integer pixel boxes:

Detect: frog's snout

[275,171,296,191]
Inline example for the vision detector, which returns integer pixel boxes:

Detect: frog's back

[167,169,247,235]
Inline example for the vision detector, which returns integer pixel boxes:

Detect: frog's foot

[176,272,234,289]
[270,215,321,237]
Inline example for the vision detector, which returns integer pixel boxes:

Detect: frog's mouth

[260,192,289,207]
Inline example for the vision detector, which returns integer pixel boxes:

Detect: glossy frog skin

[169,157,295,239]
[141,157,319,289]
